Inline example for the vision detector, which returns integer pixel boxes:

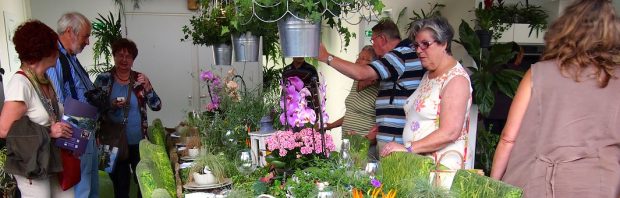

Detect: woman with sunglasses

[380,16,472,170]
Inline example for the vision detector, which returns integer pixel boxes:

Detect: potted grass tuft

[189,149,229,185]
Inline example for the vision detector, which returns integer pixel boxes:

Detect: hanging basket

[277,14,321,58]
[213,43,232,65]
[232,32,260,62]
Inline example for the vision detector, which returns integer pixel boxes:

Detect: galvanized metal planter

[277,15,321,58]
[232,32,260,62]
[213,43,232,65]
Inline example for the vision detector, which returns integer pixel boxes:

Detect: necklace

[115,71,130,82]
[20,67,59,122]
[22,66,50,85]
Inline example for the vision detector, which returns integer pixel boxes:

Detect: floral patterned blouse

[402,62,472,170]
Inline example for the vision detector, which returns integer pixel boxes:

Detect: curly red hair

[12,20,58,64]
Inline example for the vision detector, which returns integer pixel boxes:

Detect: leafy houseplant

[455,20,523,117]
[480,0,549,41]
[251,0,384,48]
[90,11,122,74]
[473,2,509,47]
[182,2,235,46]
[0,148,17,198]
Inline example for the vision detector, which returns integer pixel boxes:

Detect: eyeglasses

[413,40,436,50]
[370,34,383,44]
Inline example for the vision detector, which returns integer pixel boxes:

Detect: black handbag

[97,75,133,166]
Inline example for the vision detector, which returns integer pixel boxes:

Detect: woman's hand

[51,122,73,139]
[137,73,152,92]
[380,142,407,157]
[112,98,128,109]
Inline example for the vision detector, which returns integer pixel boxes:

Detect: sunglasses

[413,40,436,50]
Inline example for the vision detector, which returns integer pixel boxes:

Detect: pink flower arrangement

[265,128,336,157]
[200,70,222,112]
[279,75,329,128]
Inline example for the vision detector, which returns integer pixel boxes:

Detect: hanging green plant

[90,11,123,75]
[182,2,235,46]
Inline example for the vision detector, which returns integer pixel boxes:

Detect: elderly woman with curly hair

[490,0,620,197]
[380,16,472,170]
[0,20,74,197]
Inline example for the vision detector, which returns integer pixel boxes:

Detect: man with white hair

[46,12,98,198]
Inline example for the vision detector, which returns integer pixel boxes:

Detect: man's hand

[318,43,330,63]
[365,124,378,140]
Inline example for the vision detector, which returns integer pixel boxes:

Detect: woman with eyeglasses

[380,16,472,170]
[93,38,161,198]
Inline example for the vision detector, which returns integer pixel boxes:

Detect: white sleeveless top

[402,62,472,170]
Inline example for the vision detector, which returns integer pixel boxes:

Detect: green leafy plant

[479,1,549,40]
[474,124,499,176]
[455,20,523,116]
[405,2,445,31]
[182,2,235,46]
[0,148,17,197]
[516,4,548,37]
[411,2,445,21]
[90,11,122,74]
[473,2,511,40]
[252,0,384,47]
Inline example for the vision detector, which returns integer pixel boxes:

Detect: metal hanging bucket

[232,32,260,62]
[277,14,321,58]
[213,43,232,65]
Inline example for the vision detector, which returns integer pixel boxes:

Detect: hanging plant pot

[475,30,493,48]
[277,14,321,58]
[213,43,232,66]
[232,32,260,62]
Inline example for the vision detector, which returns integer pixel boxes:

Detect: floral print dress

[402,62,472,170]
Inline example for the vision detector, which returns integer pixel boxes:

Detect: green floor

[99,171,140,198]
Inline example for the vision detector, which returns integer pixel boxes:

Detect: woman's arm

[0,101,27,138]
[410,76,471,153]
[326,117,344,130]
[380,76,471,157]
[490,69,532,180]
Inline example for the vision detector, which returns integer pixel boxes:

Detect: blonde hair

[541,0,620,88]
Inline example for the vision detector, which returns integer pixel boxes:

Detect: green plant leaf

[457,20,481,66]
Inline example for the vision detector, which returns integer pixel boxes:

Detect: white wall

[0,0,29,87]
[29,0,117,78]
[27,0,263,126]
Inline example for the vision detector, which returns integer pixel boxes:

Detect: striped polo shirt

[369,39,424,142]
[342,81,379,136]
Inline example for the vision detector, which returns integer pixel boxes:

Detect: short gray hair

[361,45,377,61]
[57,12,91,35]
[408,16,454,54]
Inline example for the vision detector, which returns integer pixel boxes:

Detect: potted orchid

[264,76,333,172]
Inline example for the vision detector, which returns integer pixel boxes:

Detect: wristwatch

[327,55,334,65]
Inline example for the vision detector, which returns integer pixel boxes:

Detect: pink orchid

[287,76,304,91]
